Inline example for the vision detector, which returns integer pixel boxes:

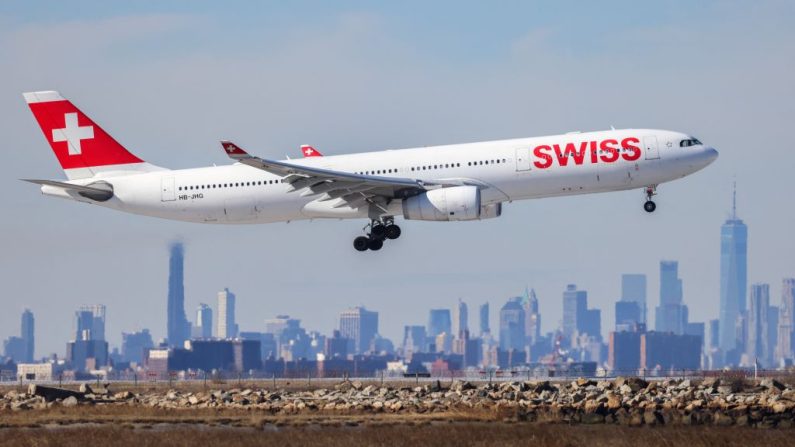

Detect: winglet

[300,145,323,157]
[220,140,250,159]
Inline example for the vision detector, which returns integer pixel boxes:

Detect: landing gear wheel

[353,236,370,251]
[367,238,384,251]
[644,201,657,213]
[370,224,387,240]
[385,224,401,240]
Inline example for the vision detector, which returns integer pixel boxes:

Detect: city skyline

[5,250,795,372]
[1,2,794,357]
[5,237,795,362]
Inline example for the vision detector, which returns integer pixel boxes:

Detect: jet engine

[479,203,502,219]
[402,186,482,221]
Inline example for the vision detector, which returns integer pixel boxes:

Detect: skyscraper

[167,242,190,347]
[583,309,602,341]
[402,325,427,353]
[621,274,647,325]
[719,185,748,352]
[68,305,109,371]
[2,310,35,363]
[523,288,541,345]
[747,283,771,366]
[776,278,795,363]
[2,337,25,363]
[708,319,721,349]
[499,297,525,351]
[20,309,34,363]
[479,303,490,335]
[121,329,154,364]
[427,309,452,338]
[339,306,378,354]
[196,303,213,339]
[217,288,238,339]
[75,305,106,341]
[562,284,587,339]
[452,299,468,338]
[264,315,306,358]
[615,301,641,331]
[767,306,779,366]
[655,261,688,334]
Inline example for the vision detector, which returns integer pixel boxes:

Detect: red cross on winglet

[300,145,323,157]
[219,140,249,158]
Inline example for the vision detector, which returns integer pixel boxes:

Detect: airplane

[22,90,718,252]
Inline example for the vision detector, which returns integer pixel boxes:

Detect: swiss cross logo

[301,145,322,157]
[225,144,236,153]
[52,113,94,155]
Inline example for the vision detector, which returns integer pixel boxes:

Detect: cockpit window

[680,137,702,147]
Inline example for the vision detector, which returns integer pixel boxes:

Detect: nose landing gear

[644,185,657,213]
[353,218,401,252]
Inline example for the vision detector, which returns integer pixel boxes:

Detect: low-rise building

[17,363,55,381]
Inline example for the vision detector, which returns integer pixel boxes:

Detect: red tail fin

[24,91,150,179]
[300,145,323,157]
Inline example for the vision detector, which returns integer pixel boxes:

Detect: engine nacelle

[479,203,502,219]
[402,186,481,221]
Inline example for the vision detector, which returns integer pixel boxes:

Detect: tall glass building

[452,299,469,337]
[427,309,452,338]
[167,242,190,347]
[478,303,490,336]
[621,274,647,325]
[217,288,238,339]
[499,297,525,351]
[655,261,687,334]
[339,306,378,354]
[719,186,747,353]
[21,309,34,363]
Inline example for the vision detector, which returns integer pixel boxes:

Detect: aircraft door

[515,147,531,171]
[643,136,660,160]
[161,176,176,202]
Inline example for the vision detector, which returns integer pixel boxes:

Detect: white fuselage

[44,129,718,224]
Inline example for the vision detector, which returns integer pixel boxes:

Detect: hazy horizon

[1,1,793,358]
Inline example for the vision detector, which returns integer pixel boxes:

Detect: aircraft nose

[705,147,719,164]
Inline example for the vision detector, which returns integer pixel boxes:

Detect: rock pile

[2,377,795,427]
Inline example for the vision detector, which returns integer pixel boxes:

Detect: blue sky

[0,1,793,357]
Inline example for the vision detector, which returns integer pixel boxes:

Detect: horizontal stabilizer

[22,179,114,201]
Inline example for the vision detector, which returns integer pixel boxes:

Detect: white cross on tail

[52,113,94,155]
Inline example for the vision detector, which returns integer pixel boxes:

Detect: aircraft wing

[220,141,455,211]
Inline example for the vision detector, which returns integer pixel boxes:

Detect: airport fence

[3,367,795,389]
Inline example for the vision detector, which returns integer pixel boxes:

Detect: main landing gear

[353,218,401,252]
[644,185,657,213]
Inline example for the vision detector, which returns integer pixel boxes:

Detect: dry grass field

[4,378,795,446]
[2,423,794,447]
